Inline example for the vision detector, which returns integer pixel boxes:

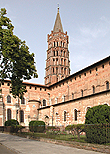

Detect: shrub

[4,119,19,133]
[85,105,110,144]
[29,121,36,132]
[29,121,45,133]
[4,119,19,126]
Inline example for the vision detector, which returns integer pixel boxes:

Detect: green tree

[0,8,38,99]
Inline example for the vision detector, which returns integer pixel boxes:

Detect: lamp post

[14,98,20,127]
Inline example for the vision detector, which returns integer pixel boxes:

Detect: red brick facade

[0,8,110,126]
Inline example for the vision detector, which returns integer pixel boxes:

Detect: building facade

[0,8,110,126]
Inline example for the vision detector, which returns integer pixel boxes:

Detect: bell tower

[45,7,70,85]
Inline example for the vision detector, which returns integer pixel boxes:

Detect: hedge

[85,105,110,144]
[29,121,45,133]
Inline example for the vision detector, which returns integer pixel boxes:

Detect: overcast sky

[1,0,110,84]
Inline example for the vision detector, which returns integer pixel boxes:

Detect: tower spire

[57,3,59,13]
[53,5,63,33]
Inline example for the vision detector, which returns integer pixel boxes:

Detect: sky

[1,0,110,85]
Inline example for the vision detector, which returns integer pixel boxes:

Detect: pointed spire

[53,5,63,33]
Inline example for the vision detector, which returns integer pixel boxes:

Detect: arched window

[81,90,83,97]
[7,95,11,103]
[7,109,11,120]
[20,110,24,123]
[93,86,95,94]
[56,67,58,74]
[53,68,54,74]
[64,51,65,57]
[56,58,58,65]
[64,68,66,74]
[72,93,74,99]
[61,67,63,74]
[74,109,77,121]
[64,111,66,121]
[86,107,90,111]
[63,42,65,47]
[56,51,58,56]
[43,99,46,106]
[106,81,109,90]
[53,51,55,56]
[21,97,25,104]
[64,59,66,66]
[54,41,55,47]
[61,41,62,46]
[61,50,62,56]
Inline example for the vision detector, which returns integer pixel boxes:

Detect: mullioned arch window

[7,95,11,103]
[20,110,24,123]
[106,81,109,90]
[21,97,25,104]
[7,109,11,120]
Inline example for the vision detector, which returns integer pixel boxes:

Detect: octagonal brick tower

[45,7,70,85]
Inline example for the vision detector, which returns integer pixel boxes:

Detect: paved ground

[0,133,106,154]
[0,143,17,154]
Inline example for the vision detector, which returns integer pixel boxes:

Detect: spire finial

[57,3,59,13]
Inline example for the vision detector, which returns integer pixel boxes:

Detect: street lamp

[14,101,20,127]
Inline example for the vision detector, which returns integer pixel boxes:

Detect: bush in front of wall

[29,121,45,133]
[29,121,36,132]
[85,105,110,144]
[4,119,19,133]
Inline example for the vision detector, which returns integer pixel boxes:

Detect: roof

[53,7,63,33]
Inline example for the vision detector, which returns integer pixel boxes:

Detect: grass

[17,132,87,143]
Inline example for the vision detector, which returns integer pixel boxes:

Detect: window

[21,97,25,104]
[53,51,55,56]
[61,58,63,65]
[81,90,83,97]
[2,82,4,85]
[57,42,58,46]
[84,73,86,76]
[56,51,58,56]
[7,109,11,120]
[64,68,66,74]
[74,109,77,121]
[63,42,65,47]
[7,95,11,103]
[87,107,90,111]
[43,99,46,106]
[93,86,95,94]
[56,58,58,65]
[72,93,74,99]
[102,65,104,68]
[90,70,91,74]
[35,87,37,90]
[20,110,24,123]
[53,68,54,73]
[64,59,66,66]
[64,111,66,121]
[64,51,65,57]
[96,67,98,71]
[61,41,62,46]
[56,67,58,74]
[106,81,109,90]
[30,86,31,89]
[61,50,62,56]
[54,41,55,47]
